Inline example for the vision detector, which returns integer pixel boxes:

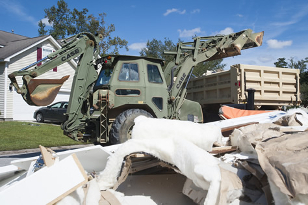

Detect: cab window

[118,63,139,81]
[147,64,163,83]
[152,97,163,110]
[96,69,113,86]
[50,102,62,108]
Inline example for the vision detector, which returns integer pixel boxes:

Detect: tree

[38,21,48,36]
[140,38,226,75]
[193,59,226,77]
[140,38,176,68]
[274,57,308,72]
[38,0,128,55]
[274,57,308,106]
[274,57,288,68]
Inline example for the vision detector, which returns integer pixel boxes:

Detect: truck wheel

[109,109,153,144]
[36,112,44,123]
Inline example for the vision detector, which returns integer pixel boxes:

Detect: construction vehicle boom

[9,29,263,144]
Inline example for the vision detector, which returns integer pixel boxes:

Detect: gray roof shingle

[0,30,48,60]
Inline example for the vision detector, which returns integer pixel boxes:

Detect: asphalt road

[0,144,92,167]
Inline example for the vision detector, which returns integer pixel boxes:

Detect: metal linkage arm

[163,29,264,100]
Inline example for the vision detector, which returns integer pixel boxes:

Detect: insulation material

[273,109,308,126]
[183,167,243,205]
[97,138,230,205]
[132,116,223,151]
[229,123,284,154]
[255,131,308,203]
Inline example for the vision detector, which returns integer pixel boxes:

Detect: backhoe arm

[163,29,264,100]
[8,32,102,106]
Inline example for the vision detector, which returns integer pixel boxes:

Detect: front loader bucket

[241,31,264,49]
[26,75,70,106]
[207,30,264,61]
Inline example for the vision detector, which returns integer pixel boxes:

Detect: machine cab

[94,55,169,118]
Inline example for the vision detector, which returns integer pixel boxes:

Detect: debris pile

[0,108,308,205]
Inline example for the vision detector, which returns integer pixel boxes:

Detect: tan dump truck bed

[186,64,300,109]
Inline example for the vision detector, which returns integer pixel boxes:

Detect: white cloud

[164,8,186,16]
[191,9,200,14]
[40,18,53,27]
[218,27,234,35]
[128,42,147,51]
[178,27,202,38]
[236,14,243,17]
[267,39,292,49]
[212,27,234,36]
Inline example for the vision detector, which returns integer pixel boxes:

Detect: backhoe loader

[9,29,263,144]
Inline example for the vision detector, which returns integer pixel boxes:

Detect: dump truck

[186,64,300,121]
[8,29,263,144]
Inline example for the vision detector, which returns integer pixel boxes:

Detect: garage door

[13,91,70,121]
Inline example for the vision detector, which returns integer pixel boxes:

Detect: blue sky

[1,0,308,69]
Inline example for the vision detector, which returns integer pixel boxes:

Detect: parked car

[33,101,68,123]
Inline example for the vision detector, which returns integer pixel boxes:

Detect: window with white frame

[40,46,57,72]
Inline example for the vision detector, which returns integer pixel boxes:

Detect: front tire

[109,109,153,144]
[36,112,44,123]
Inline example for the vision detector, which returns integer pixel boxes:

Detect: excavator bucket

[26,75,70,106]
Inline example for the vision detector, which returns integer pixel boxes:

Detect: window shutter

[37,47,42,66]
[53,50,57,72]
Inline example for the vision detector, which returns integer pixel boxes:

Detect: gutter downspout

[4,61,8,119]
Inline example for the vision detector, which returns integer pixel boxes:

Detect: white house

[0,30,77,121]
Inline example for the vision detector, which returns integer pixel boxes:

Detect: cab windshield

[95,69,113,86]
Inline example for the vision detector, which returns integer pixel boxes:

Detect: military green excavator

[9,29,263,144]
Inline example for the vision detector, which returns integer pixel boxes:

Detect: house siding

[0,62,5,120]
[5,39,76,120]
[33,40,75,90]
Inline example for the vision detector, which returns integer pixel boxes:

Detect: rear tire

[109,109,153,144]
[36,112,44,123]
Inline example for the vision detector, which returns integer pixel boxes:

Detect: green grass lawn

[0,121,87,151]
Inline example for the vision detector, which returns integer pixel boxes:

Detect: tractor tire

[36,112,44,123]
[109,109,153,144]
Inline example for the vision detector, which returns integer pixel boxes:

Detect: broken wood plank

[39,145,55,167]
[221,122,259,133]
[210,146,238,155]
[100,190,121,205]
